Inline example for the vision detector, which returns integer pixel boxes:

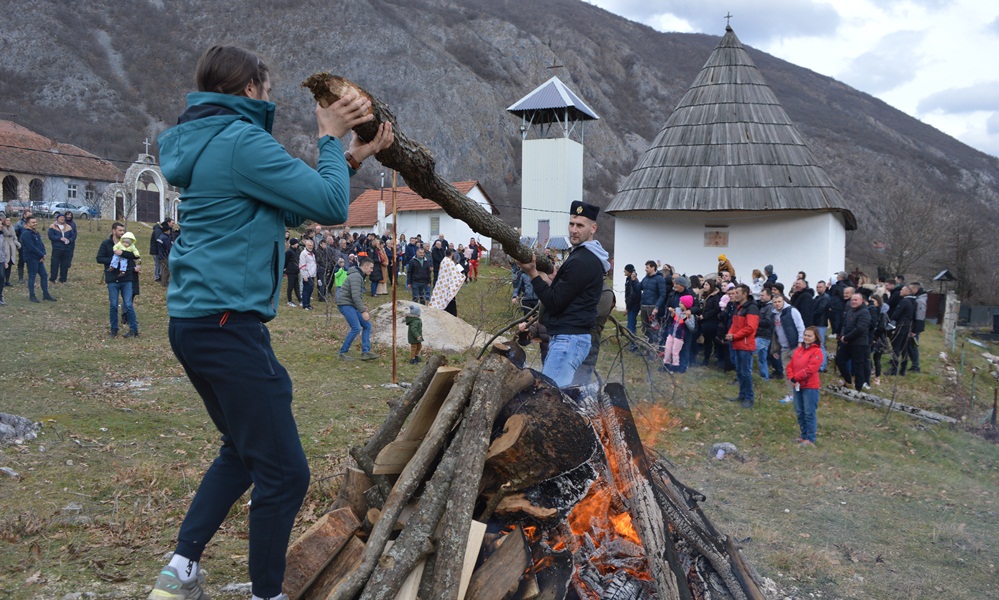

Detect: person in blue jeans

[516,201,610,388]
[754,286,775,379]
[151,44,393,600]
[336,258,379,361]
[19,216,57,303]
[95,222,139,337]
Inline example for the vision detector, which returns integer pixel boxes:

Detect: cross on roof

[143,138,150,154]
[725,12,733,26]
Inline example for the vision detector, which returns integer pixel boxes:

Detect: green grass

[1,223,998,598]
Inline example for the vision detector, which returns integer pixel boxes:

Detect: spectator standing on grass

[285,237,302,307]
[20,216,56,303]
[151,44,393,600]
[157,220,174,288]
[753,286,775,380]
[623,264,642,338]
[639,260,668,345]
[813,280,832,372]
[430,239,445,286]
[151,219,163,280]
[298,239,317,310]
[836,292,872,390]
[407,247,432,304]
[725,284,759,408]
[1,213,18,289]
[888,284,916,376]
[47,212,75,284]
[0,215,9,305]
[697,279,722,366]
[908,282,926,373]
[870,294,890,386]
[337,257,380,360]
[771,292,805,403]
[63,211,78,281]
[790,278,815,327]
[14,209,31,282]
[787,326,824,447]
[96,221,139,337]
[430,248,465,316]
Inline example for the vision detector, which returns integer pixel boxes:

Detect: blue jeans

[411,282,430,304]
[108,281,137,332]
[734,349,754,403]
[817,326,828,370]
[626,309,638,335]
[25,258,50,298]
[168,312,309,598]
[542,333,592,387]
[793,387,820,442]
[301,278,314,308]
[338,305,371,354]
[753,337,771,379]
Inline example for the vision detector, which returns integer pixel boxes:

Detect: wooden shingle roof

[0,120,123,182]
[605,26,856,230]
[341,181,494,228]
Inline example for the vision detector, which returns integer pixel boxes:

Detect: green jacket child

[405,304,423,363]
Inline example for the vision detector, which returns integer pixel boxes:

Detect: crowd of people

[623,256,929,446]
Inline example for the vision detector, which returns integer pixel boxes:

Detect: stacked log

[285,348,769,600]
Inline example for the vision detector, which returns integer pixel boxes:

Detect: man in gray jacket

[336,257,379,360]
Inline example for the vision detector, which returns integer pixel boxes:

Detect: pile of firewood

[282,348,769,600]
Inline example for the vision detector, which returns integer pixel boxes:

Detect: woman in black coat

[698,279,723,366]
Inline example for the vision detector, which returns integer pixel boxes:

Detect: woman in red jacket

[786,326,824,446]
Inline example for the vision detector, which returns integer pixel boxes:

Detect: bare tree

[856,173,945,279]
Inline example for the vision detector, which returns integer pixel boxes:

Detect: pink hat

[680,295,694,309]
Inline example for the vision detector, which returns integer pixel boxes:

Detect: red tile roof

[341,180,495,228]
[0,120,123,182]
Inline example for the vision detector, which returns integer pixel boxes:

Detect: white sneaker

[862,383,871,390]
[779,395,793,404]
[287,302,296,307]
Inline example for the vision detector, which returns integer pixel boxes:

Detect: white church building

[607,25,856,306]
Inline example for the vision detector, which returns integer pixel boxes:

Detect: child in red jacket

[786,326,824,446]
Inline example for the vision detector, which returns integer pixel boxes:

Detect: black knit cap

[569,200,599,221]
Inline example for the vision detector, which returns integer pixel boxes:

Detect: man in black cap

[517,200,610,387]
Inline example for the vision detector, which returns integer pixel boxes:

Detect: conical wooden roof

[606,26,856,230]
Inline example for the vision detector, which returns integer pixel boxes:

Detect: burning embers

[286,350,768,600]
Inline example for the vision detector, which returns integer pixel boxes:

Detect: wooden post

[391,170,398,384]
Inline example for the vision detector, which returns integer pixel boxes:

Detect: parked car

[0,200,6,214]
[30,201,54,216]
[49,202,96,219]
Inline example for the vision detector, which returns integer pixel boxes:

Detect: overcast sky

[585,0,999,158]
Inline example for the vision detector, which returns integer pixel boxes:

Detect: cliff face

[3,0,997,250]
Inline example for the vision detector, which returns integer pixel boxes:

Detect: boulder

[369,301,499,352]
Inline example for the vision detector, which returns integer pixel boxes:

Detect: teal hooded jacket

[158,92,355,321]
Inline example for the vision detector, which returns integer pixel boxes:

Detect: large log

[465,526,531,600]
[283,508,361,600]
[302,535,366,600]
[486,388,598,492]
[302,74,554,273]
[824,384,958,424]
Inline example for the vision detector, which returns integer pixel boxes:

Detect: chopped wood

[372,365,462,475]
[302,535,365,600]
[494,493,558,520]
[465,526,531,600]
[359,429,462,600]
[301,74,554,274]
[382,541,426,600]
[325,358,483,600]
[372,440,422,475]
[332,467,372,521]
[825,384,958,424]
[283,508,361,600]
[431,354,516,600]
[350,355,448,491]
[458,521,489,600]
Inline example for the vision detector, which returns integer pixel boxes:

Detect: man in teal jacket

[149,45,392,600]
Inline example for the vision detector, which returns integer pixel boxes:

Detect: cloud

[989,16,999,36]
[841,30,926,94]
[918,81,999,115]
[587,0,840,42]
[987,112,999,135]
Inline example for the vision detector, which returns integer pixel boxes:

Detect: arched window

[2,176,17,202]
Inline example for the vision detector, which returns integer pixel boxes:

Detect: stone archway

[29,178,43,202]
[2,176,17,202]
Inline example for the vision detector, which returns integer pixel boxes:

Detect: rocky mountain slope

[3,0,997,281]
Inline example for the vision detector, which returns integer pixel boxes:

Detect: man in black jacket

[813,280,832,371]
[836,292,871,391]
[518,201,609,387]
[790,278,816,327]
[407,247,433,304]
[889,285,917,375]
[623,264,642,340]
